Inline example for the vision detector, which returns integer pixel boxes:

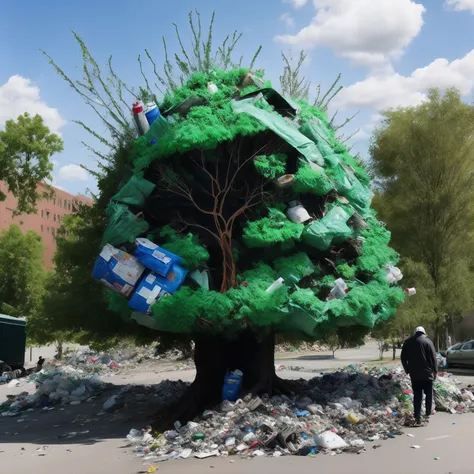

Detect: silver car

[446,341,474,367]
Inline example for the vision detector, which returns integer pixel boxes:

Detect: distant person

[36,356,45,372]
[401,326,437,426]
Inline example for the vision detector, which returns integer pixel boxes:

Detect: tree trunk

[219,233,237,292]
[392,342,396,361]
[152,332,292,431]
[55,341,63,360]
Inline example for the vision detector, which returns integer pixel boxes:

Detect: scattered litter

[411,445,421,449]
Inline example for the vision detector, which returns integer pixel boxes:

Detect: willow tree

[45,11,405,427]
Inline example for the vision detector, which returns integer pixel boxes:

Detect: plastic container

[128,272,169,313]
[286,201,311,224]
[132,100,150,136]
[222,371,243,402]
[406,287,416,296]
[329,278,349,300]
[133,238,183,276]
[145,103,160,125]
[92,244,145,297]
[276,174,294,189]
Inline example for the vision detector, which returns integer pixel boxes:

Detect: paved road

[0,409,470,474]
[1,342,473,474]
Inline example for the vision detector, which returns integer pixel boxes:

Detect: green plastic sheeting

[238,88,300,117]
[329,163,373,211]
[300,119,340,168]
[102,203,148,246]
[232,97,325,166]
[111,174,155,207]
[303,204,354,250]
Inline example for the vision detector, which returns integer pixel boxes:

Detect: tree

[371,89,474,348]
[0,225,45,318]
[0,113,63,214]
[44,11,405,430]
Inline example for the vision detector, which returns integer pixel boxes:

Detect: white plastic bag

[314,431,348,450]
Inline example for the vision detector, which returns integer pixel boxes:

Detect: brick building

[0,182,93,268]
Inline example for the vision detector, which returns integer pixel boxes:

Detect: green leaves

[371,88,474,333]
[0,113,63,214]
[0,225,45,318]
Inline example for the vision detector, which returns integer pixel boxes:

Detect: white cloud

[57,164,89,182]
[0,75,65,133]
[335,49,474,110]
[445,0,474,13]
[275,0,426,67]
[283,0,309,8]
[279,12,295,27]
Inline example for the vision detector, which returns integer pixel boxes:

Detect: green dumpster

[0,314,26,369]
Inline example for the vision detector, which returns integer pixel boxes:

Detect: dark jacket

[401,333,438,381]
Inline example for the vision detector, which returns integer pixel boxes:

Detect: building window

[58,215,61,223]
[41,225,43,232]
[53,197,56,205]
[47,227,50,233]
[68,202,71,211]
[59,198,62,208]
[41,210,44,218]
[53,214,56,222]
[52,228,56,237]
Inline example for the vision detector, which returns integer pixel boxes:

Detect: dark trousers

[412,380,433,420]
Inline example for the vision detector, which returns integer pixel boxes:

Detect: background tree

[371,88,474,348]
[0,225,45,318]
[0,113,63,214]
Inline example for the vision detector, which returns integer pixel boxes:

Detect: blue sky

[1,0,474,196]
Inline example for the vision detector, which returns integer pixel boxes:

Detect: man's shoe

[413,419,423,427]
[424,416,430,424]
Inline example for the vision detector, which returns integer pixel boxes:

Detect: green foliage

[159,226,210,269]
[357,221,398,273]
[0,225,45,318]
[371,88,474,336]
[242,208,304,248]
[293,163,333,196]
[254,153,287,180]
[274,252,316,282]
[0,113,63,214]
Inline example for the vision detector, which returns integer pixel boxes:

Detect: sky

[1,0,474,196]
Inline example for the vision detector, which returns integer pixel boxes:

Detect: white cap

[414,326,426,335]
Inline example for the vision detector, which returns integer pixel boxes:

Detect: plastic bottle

[265,277,285,294]
[145,103,160,125]
[132,100,150,136]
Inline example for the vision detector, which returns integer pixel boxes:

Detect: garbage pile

[127,366,474,461]
[53,345,193,376]
[0,365,108,416]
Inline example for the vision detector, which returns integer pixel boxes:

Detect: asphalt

[1,342,472,473]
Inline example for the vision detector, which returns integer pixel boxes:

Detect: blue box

[134,238,183,277]
[93,244,145,297]
[128,272,169,313]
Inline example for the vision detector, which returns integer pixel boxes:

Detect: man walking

[401,326,438,426]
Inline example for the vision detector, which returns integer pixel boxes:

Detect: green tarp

[233,97,325,166]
